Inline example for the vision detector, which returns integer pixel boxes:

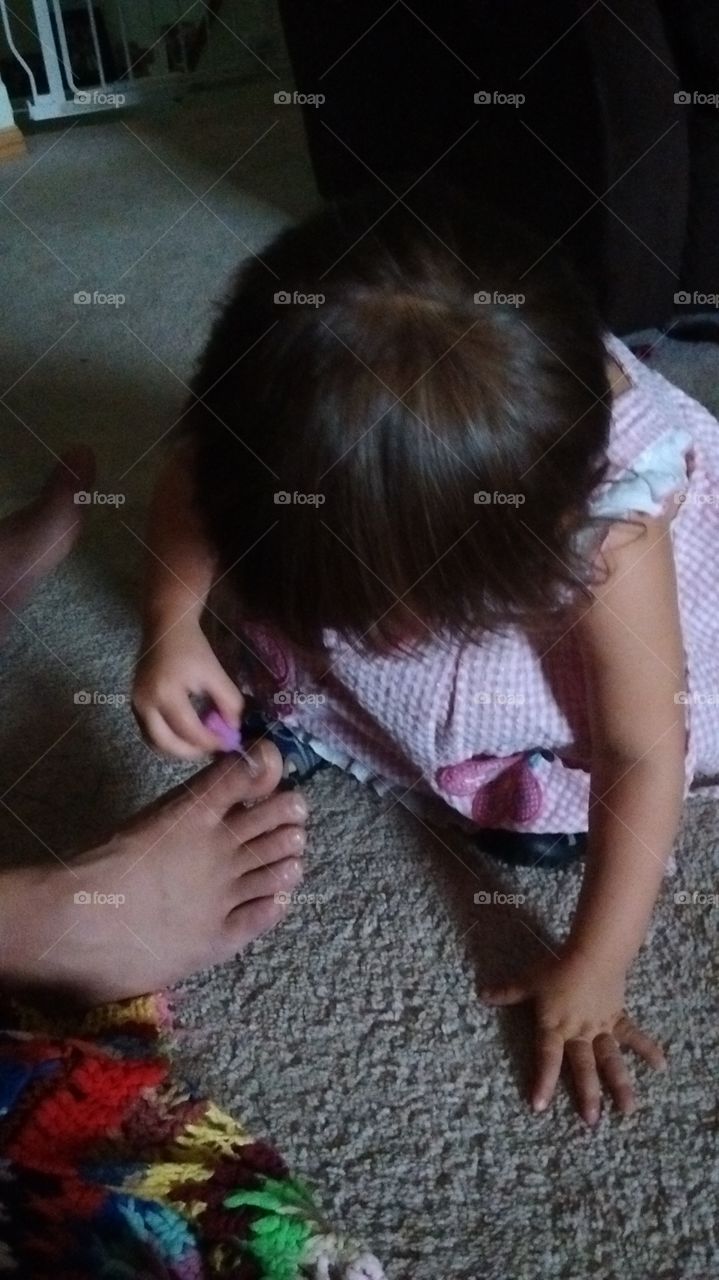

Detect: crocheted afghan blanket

[0,994,385,1280]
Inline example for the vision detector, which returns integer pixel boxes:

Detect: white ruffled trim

[300,731,389,792]
[590,426,693,520]
[298,729,474,828]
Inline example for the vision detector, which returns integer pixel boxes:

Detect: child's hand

[133,620,244,760]
[481,952,666,1124]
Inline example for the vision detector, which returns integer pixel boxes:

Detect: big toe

[187,741,284,811]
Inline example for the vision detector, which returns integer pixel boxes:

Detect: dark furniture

[279,1,717,334]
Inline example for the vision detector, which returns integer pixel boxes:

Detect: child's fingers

[480,981,529,1006]
[206,671,244,726]
[531,1029,564,1113]
[565,1039,602,1125]
[160,701,222,754]
[615,1018,667,1071]
[593,1033,636,1115]
[142,707,210,761]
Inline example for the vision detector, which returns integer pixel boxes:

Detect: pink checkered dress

[236,335,719,833]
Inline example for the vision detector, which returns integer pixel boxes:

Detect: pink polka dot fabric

[234,335,719,833]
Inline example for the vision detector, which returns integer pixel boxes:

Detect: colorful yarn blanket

[0,994,385,1280]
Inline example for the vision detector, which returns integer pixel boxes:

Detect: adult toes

[236,825,306,877]
[227,790,307,844]
[233,854,304,907]
[223,895,290,951]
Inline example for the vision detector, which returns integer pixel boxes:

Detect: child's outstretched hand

[481,951,666,1125]
[133,619,244,759]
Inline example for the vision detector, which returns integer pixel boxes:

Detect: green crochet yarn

[225,1178,320,1280]
[244,1216,311,1280]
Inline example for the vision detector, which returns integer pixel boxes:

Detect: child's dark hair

[183,186,613,652]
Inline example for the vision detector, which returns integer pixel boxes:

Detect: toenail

[290,796,308,820]
[288,827,306,849]
[243,751,263,779]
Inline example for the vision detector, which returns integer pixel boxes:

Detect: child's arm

[567,513,686,967]
[132,445,244,759]
[483,510,685,1121]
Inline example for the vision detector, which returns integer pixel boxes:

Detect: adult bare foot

[0,445,95,630]
[0,742,306,1005]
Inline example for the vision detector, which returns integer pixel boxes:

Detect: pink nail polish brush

[200,707,261,777]
[202,709,243,754]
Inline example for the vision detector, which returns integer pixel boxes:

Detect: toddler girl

[133,189,719,1125]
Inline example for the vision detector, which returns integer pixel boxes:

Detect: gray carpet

[1,78,718,1280]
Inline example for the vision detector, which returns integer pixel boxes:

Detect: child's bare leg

[0,744,305,1004]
